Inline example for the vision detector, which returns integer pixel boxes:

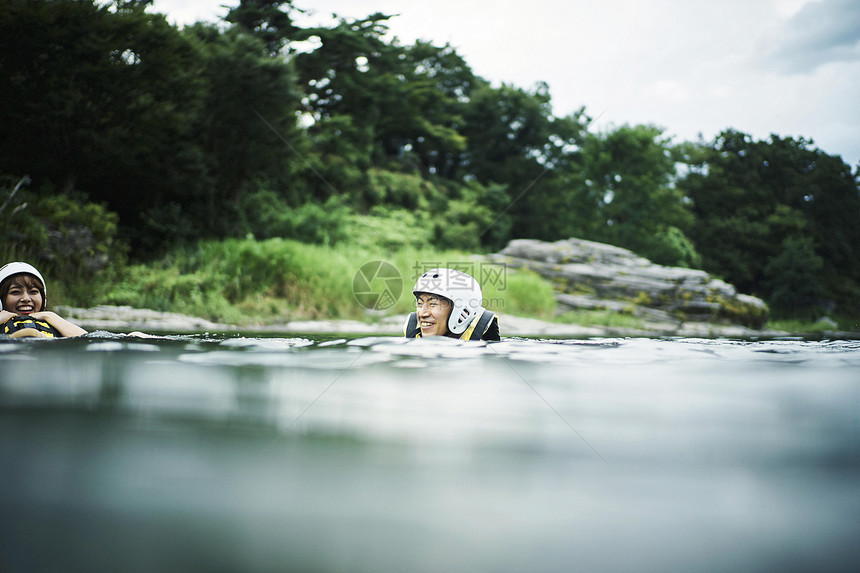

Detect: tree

[459,82,588,242]
[0,175,125,303]
[225,0,300,56]
[765,236,826,318]
[293,17,474,194]
[392,41,478,178]
[0,0,208,252]
[578,124,699,267]
[679,129,860,316]
[186,23,305,233]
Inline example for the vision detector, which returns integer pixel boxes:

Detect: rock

[496,314,605,337]
[488,238,769,328]
[57,305,225,332]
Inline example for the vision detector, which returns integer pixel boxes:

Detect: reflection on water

[1,333,859,572]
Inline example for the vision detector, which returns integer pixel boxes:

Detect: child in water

[0,262,87,338]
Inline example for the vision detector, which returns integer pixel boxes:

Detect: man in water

[404,267,500,341]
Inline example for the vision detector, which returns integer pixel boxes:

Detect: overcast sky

[151,0,860,168]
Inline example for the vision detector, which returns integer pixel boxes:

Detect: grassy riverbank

[46,235,857,336]
[96,237,558,327]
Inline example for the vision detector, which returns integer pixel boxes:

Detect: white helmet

[413,268,484,335]
[0,262,46,295]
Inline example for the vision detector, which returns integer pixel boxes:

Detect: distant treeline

[1,0,858,320]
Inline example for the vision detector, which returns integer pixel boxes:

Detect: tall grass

[102,238,558,325]
[766,317,847,334]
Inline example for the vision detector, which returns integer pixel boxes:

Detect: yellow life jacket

[2,316,60,338]
[404,310,500,341]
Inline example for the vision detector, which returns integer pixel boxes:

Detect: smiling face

[415,293,452,337]
[2,274,45,315]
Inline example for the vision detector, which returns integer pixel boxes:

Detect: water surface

[2,333,858,572]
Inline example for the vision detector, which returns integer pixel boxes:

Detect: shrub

[0,176,126,306]
[239,191,351,245]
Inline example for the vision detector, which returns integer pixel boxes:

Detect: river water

[1,332,858,572]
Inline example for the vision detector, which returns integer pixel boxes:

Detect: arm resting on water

[30,311,87,337]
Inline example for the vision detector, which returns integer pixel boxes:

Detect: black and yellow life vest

[2,316,61,338]
[404,309,500,341]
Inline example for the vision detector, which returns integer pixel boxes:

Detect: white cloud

[150,0,228,26]
[761,0,860,72]
[646,80,691,105]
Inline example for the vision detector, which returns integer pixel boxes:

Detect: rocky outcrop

[489,238,768,328]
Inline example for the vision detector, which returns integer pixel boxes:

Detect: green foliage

[185,23,305,237]
[105,263,243,323]
[486,268,556,318]
[461,82,555,184]
[580,124,700,267]
[302,114,373,203]
[354,174,509,252]
[767,317,846,334]
[105,238,358,323]
[680,130,860,318]
[639,225,702,268]
[459,83,590,243]
[0,176,42,258]
[0,0,209,248]
[0,175,126,306]
[366,169,442,210]
[225,0,299,55]
[765,236,826,319]
[102,236,561,326]
[238,192,351,244]
[432,198,486,251]
[31,194,123,277]
[2,1,856,324]
[343,206,434,251]
[294,19,472,179]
